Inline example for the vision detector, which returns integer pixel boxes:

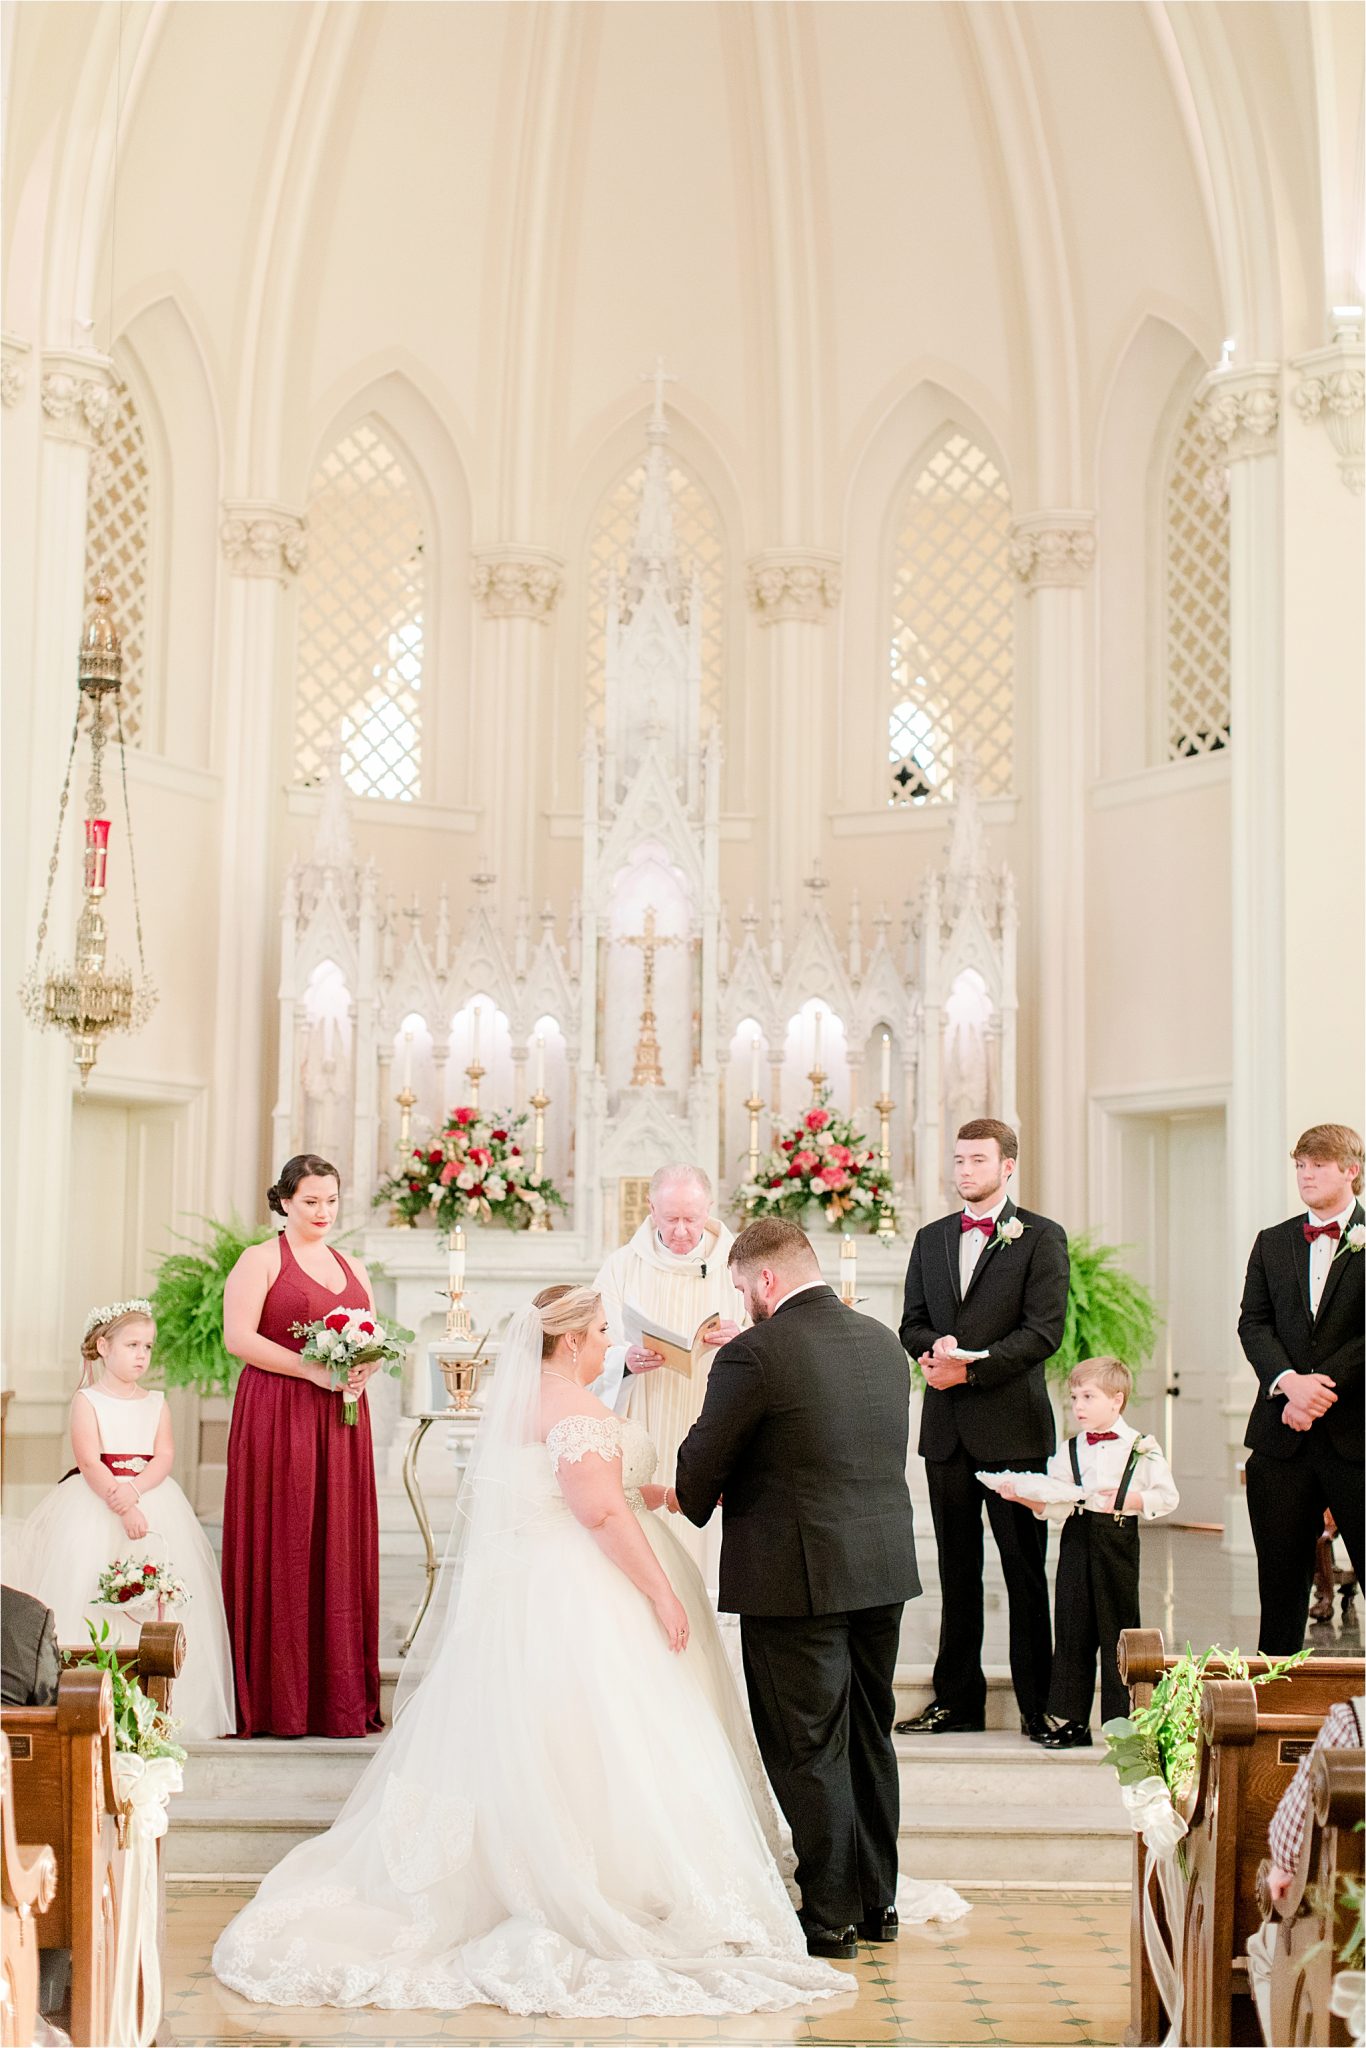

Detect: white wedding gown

[212,1412,849,2019]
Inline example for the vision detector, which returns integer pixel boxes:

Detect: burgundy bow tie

[960,1213,994,1237]
[1085,1430,1120,1445]
[1304,1219,1342,1244]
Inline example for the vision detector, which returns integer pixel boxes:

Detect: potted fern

[1044,1231,1160,1388]
[149,1218,268,1516]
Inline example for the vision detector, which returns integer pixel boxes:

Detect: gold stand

[464,1060,485,1112]
[399,1314,488,1658]
[528,1087,551,1230]
[808,1064,827,1104]
[744,1092,764,1206]
[840,1234,858,1307]
[390,1084,418,1227]
[625,906,680,1087]
[874,1092,896,1242]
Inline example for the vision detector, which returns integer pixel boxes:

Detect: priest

[593,1163,744,1587]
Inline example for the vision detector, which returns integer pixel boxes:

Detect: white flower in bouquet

[485,1173,507,1201]
[456,1167,477,1191]
[290,1307,415,1425]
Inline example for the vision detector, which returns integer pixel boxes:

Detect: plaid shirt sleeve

[1267,1700,1361,1871]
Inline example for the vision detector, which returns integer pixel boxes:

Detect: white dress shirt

[958,1194,1009,1300]
[1037,1417,1180,1524]
[1268,1200,1356,1400]
[1308,1201,1355,1315]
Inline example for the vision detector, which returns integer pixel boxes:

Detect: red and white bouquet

[739,1093,900,1235]
[290,1306,413,1424]
[96,1555,190,1615]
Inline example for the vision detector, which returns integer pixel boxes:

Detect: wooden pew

[1118,1630,1364,2047]
[1,1666,121,2046]
[1,1733,57,2048]
[1255,1745,1365,2048]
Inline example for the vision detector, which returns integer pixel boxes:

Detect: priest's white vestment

[592,1216,746,1593]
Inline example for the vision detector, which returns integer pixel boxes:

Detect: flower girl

[8,1299,234,1738]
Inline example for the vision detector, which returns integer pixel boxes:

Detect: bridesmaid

[221,1154,383,1738]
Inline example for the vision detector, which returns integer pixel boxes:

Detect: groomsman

[896,1120,1070,1740]
[1239,1123,1364,1655]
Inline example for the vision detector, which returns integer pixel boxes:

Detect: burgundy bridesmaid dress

[221,1233,383,1737]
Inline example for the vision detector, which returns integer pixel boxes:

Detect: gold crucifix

[624,905,681,1087]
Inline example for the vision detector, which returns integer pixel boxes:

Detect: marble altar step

[166,1686,1128,1886]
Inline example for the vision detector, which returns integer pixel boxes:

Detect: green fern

[1044,1230,1161,1388]
[148,1216,269,1398]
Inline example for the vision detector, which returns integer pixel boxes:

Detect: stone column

[747,551,841,908]
[211,503,306,1216]
[470,547,563,910]
[1009,512,1095,1225]
[1198,364,1284,1559]
[6,352,114,1417]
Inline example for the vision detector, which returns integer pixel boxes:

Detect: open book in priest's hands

[622,1303,722,1379]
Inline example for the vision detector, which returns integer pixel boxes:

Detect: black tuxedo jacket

[900,1198,1070,1464]
[1239,1203,1364,1462]
[674,1284,920,1618]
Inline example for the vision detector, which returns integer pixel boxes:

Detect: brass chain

[27,708,82,967]
[114,692,149,977]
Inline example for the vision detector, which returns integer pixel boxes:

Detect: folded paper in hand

[976,1470,1085,1506]
[623,1303,721,1379]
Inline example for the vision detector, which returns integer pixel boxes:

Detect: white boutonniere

[1134,1435,1162,1457]
[990,1215,1028,1252]
[1332,1222,1366,1262]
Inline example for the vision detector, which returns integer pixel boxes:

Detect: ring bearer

[592,1164,744,1587]
[1000,1357,1178,1748]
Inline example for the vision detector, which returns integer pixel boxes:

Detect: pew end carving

[1,1732,58,2048]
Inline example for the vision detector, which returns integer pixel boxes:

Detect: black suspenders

[1069,1436,1143,1520]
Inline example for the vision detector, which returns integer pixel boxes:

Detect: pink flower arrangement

[738,1092,899,1235]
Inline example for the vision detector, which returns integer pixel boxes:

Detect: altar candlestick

[880,1029,891,1098]
[449,1224,466,1294]
[470,1004,481,1067]
[534,1032,545,1094]
[402,1028,414,1093]
[749,1033,761,1098]
[812,1010,822,1070]
[840,1234,857,1306]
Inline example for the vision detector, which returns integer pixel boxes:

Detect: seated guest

[1001,1357,1178,1749]
[1247,1694,1364,2039]
[1264,1696,1364,1901]
[1,1585,61,1706]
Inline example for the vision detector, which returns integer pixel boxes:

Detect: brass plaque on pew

[7,1734,31,1760]
[1277,1738,1313,1765]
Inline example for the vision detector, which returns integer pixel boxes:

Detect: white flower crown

[82,1298,155,1341]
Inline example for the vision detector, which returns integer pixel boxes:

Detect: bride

[212,1284,850,2019]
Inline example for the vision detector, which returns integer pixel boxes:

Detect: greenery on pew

[1101,1642,1312,1804]
[77,1621,186,1764]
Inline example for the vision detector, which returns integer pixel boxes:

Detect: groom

[673,1218,919,1961]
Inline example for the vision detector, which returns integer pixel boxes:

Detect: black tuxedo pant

[1246,1441,1365,1655]
[740,1601,903,1933]
[926,1445,1053,1721]
[1046,1511,1141,1727]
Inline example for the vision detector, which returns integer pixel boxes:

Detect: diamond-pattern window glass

[82,376,149,744]
[585,454,724,728]
[1164,399,1230,759]
[295,421,425,801]
[887,428,1014,806]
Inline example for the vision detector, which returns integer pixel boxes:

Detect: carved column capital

[1007,514,1096,592]
[1292,336,1364,496]
[471,547,564,621]
[38,350,114,445]
[746,550,842,624]
[2,333,31,408]
[1197,363,1281,466]
[220,501,308,580]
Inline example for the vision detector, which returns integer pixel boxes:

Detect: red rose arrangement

[738,1093,898,1234]
[373,1105,567,1232]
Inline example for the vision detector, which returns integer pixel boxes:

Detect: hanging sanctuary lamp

[20,580,156,1085]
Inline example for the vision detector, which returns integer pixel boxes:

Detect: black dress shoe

[803,1921,860,1959]
[1040,1719,1093,1750]
[858,1907,899,1943]
[1020,1712,1057,1743]
[894,1702,986,1735]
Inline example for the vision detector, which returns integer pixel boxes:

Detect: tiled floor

[163,1887,1130,2048]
